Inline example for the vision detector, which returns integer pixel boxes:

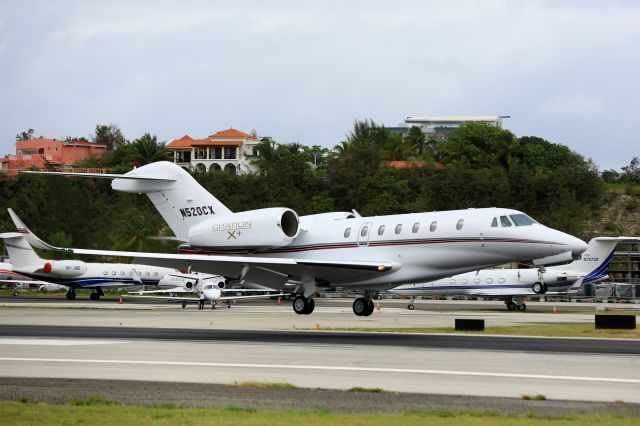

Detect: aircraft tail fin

[0,233,43,271]
[22,161,233,242]
[572,237,640,283]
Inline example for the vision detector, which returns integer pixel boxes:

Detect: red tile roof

[208,128,254,139]
[166,135,195,148]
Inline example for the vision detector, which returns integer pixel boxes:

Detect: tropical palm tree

[127,133,172,166]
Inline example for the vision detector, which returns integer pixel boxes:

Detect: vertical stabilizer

[0,233,43,271]
[571,237,636,282]
[111,162,233,241]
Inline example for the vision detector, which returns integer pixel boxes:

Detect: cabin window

[486,278,493,284]
[474,278,481,284]
[154,272,159,277]
[491,217,498,227]
[395,224,402,234]
[500,216,512,227]
[145,272,150,276]
[120,271,125,276]
[449,279,456,284]
[378,225,385,235]
[456,219,464,230]
[462,279,468,284]
[412,222,420,233]
[103,271,108,275]
[360,225,369,237]
[498,278,505,283]
[430,221,437,232]
[128,271,133,276]
[111,271,116,276]
[510,214,536,226]
[344,228,351,238]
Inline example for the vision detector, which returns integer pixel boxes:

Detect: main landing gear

[505,296,527,311]
[293,295,315,315]
[407,296,416,310]
[65,290,76,300]
[352,297,374,316]
[89,287,105,301]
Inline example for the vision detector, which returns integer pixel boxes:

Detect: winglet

[7,208,66,251]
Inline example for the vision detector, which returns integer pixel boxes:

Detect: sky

[0,0,638,171]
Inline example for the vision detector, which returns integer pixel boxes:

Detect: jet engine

[187,208,299,249]
[42,261,86,277]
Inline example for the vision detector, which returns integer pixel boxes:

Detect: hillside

[583,186,640,238]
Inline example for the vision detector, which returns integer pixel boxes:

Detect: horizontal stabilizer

[21,170,175,182]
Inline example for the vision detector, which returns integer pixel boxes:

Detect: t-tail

[569,237,639,283]
[0,233,43,271]
[23,161,233,242]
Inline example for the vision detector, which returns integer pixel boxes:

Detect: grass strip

[0,401,638,425]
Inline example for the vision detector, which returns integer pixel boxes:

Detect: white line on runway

[0,339,126,346]
[0,357,638,385]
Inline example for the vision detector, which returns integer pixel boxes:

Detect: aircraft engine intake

[187,207,300,249]
[42,261,86,277]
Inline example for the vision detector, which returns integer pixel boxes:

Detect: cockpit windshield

[203,284,214,290]
[509,214,537,226]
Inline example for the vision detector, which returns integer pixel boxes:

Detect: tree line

[0,120,615,257]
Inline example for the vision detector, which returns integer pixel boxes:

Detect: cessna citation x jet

[392,237,636,311]
[1,231,216,301]
[22,161,587,316]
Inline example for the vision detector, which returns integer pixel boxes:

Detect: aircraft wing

[129,286,190,295]
[129,293,288,302]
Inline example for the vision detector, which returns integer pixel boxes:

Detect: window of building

[212,147,223,159]
[194,147,207,159]
[430,221,437,232]
[491,217,498,227]
[224,163,237,175]
[175,151,191,163]
[360,225,369,237]
[412,222,420,233]
[38,148,44,154]
[456,219,464,230]
[395,224,402,234]
[500,216,512,227]
[344,228,351,238]
[209,163,221,172]
[378,225,385,235]
[224,147,237,159]
[195,163,206,173]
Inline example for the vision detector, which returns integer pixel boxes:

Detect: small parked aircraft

[391,237,637,311]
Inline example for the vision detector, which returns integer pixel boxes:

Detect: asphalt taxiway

[1,299,639,409]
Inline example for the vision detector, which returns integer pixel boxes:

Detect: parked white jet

[1,232,202,300]
[391,237,636,311]
[21,161,587,316]
[130,273,286,309]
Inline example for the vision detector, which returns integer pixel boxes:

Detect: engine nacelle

[42,261,86,277]
[158,273,198,291]
[187,208,299,249]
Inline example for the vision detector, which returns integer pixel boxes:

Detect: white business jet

[130,273,286,309]
[1,232,206,301]
[391,237,636,311]
[21,161,587,316]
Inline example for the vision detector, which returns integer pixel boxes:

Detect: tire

[517,303,527,311]
[363,300,374,316]
[532,282,544,294]
[541,283,548,294]
[66,291,76,300]
[89,293,98,301]
[304,298,315,315]
[293,296,308,315]
[352,298,367,316]
[408,304,415,310]
[506,301,516,311]
[181,301,187,309]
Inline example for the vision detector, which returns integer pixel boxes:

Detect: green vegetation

[0,401,638,425]
[522,394,547,401]
[231,381,297,389]
[348,386,386,393]
[304,323,640,339]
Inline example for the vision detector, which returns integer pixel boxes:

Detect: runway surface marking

[0,338,126,346]
[1,357,638,385]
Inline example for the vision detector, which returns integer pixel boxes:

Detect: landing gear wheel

[517,303,527,311]
[304,298,315,315]
[352,297,369,316]
[532,282,544,294]
[12,291,18,297]
[408,304,415,310]
[89,292,99,301]
[181,301,187,309]
[293,296,309,315]
[506,301,516,311]
[65,291,76,300]
[363,299,374,316]
[541,283,548,294]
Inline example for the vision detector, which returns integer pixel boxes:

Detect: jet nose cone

[567,235,588,256]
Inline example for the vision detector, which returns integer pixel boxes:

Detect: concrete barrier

[595,315,636,329]
[455,319,485,331]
